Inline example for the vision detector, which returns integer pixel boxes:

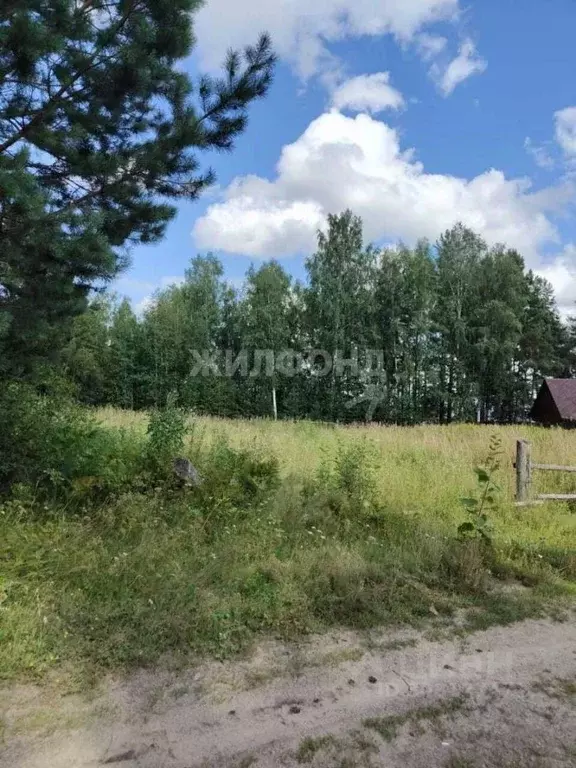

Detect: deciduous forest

[63,213,574,424]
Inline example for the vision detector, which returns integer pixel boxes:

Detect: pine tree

[0,152,109,376]
[0,0,275,375]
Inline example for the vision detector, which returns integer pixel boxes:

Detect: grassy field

[2,410,576,685]
[97,407,576,513]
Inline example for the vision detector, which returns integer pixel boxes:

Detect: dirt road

[2,615,576,768]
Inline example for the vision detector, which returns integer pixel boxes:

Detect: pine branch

[197,34,276,132]
[0,1,140,155]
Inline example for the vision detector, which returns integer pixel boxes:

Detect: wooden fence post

[516,440,532,503]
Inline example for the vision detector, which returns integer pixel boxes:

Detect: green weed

[458,434,502,545]
[144,394,188,483]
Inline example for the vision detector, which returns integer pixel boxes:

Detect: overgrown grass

[96,408,576,524]
[1,408,576,684]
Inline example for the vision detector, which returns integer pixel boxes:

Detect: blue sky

[115,0,576,315]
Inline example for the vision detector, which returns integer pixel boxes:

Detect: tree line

[62,212,575,424]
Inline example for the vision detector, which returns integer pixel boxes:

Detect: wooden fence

[515,439,576,504]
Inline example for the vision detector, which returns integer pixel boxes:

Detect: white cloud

[416,32,447,61]
[432,38,487,96]
[195,0,460,80]
[524,137,555,171]
[194,110,568,265]
[555,107,576,157]
[331,72,404,114]
[536,245,576,319]
[195,183,325,257]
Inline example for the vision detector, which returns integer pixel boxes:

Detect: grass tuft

[296,735,339,763]
[362,694,470,742]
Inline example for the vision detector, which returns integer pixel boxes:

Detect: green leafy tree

[239,261,293,419]
[0,0,275,375]
[564,315,576,378]
[304,211,377,421]
[140,254,232,411]
[433,224,485,422]
[373,241,436,423]
[518,272,568,412]
[45,205,573,426]
[468,248,527,422]
[108,297,141,409]
[61,295,111,404]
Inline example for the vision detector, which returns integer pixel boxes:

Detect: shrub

[195,436,280,518]
[296,439,381,539]
[144,396,188,484]
[0,382,144,503]
[333,439,379,506]
[310,439,379,507]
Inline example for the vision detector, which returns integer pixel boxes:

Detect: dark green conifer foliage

[0,0,275,374]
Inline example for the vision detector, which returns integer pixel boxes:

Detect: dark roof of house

[534,379,576,421]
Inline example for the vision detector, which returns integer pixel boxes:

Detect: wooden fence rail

[515,439,576,504]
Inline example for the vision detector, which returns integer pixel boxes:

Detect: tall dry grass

[96,409,576,552]
[1,409,574,684]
